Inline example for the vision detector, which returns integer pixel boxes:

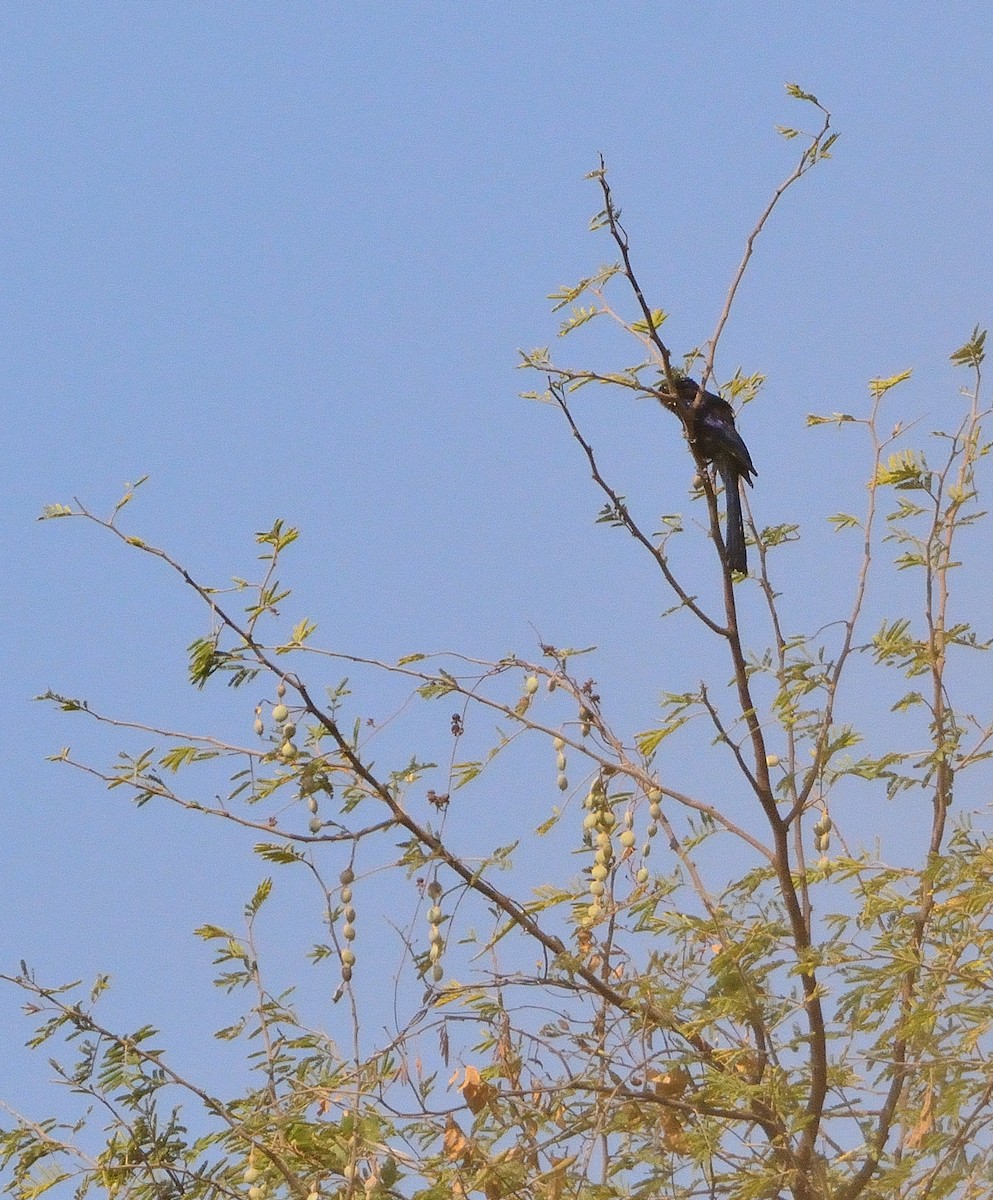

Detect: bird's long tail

[717,459,747,573]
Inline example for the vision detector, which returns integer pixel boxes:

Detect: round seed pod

[272,704,289,724]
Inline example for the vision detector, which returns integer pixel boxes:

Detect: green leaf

[807,412,856,426]
[253,842,305,864]
[827,513,861,531]
[245,877,273,917]
[950,326,986,369]
[558,305,601,336]
[194,924,232,941]
[785,82,819,104]
[869,369,913,398]
[874,450,931,491]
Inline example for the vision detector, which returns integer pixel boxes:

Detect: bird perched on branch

[667,377,757,574]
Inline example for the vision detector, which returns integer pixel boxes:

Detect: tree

[4,85,992,1200]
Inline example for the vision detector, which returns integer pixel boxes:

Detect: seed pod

[427,905,443,925]
[432,962,444,982]
[524,675,539,695]
[649,802,662,821]
[272,703,289,724]
[253,718,264,737]
[340,867,355,886]
[619,830,636,849]
[427,879,442,899]
[344,906,356,924]
[553,736,565,752]
[343,923,356,941]
[557,774,569,791]
[647,787,662,804]
[636,867,649,884]
[341,948,356,966]
[308,816,321,834]
[556,752,567,772]
[276,681,286,698]
[591,863,608,882]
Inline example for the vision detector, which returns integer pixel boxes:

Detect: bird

[668,377,757,574]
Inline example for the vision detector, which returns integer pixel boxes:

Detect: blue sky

[3,3,992,1118]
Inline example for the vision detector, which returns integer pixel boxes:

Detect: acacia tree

[4,85,993,1200]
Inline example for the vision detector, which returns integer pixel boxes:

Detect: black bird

[671,377,757,573]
